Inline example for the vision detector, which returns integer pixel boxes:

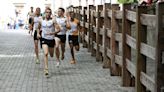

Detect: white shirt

[33,16,42,31]
[41,19,55,40]
[55,17,67,35]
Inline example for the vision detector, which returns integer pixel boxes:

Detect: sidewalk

[0,29,133,92]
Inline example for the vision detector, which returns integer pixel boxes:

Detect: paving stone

[0,29,133,92]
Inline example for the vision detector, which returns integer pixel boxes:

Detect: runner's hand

[46,32,54,35]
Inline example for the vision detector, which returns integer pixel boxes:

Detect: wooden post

[135,6,147,92]
[83,7,88,48]
[110,4,121,76]
[155,2,164,92]
[91,6,96,56]
[102,3,111,68]
[96,5,103,61]
[122,4,132,86]
[78,6,83,43]
[88,5,94,52]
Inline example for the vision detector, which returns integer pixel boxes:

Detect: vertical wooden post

[88,5,94,52]
[110,4,121,76]
[96,5,103,61]
[122,4,132,86]
[83,7,88,48]
[135,6,147,92]
[78,6,83,43]
[103,3,111,68]
[91,6,96,56]
[155,2,164,92]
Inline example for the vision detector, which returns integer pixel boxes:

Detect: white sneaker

[56,62,60,68]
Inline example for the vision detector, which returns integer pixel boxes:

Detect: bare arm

[37,21,41,38]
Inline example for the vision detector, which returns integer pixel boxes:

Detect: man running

[67,11,80,64]
[54,7,68,67]
[37,7,60,76]
[27,6,35,36]
[31,7,42,64]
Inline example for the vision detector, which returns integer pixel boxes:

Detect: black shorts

[41,38,55,48]
[34,30,42,40]
[34,31,38,40]
[29,17,33,24]
[34,30,42,48]
[56,35,66,43]
[68,35,79,46]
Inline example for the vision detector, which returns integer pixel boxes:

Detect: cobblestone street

[0,29,133,92]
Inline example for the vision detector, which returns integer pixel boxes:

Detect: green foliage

[118,0,138,4]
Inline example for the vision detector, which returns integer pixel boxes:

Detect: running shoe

[56,62,60,68]
[44,68,49,75]
[35,59,40,64]
[70,60,76,64]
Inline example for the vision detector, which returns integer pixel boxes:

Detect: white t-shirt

[55,17,67,35]
[41,19,55,40]
[33,16,42,31]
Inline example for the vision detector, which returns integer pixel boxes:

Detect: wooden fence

[67,2,164,92]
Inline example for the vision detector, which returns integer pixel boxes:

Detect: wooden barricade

[67,2,164,92]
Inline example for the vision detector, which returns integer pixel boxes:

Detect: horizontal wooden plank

[126,10,136,23]
[80,21,84,27]
[140,14,156,27]
[107,48,112,59]
[140,43,156,60]
[126,59,136,77]
[100,11,104,18]
[115,33,122,42]
[85,22,89,28]
[115,11,122,19]
[93,26,97,33]
[140,72,155,92]
[99,28,104,35]
[93,41,97,50]
[85,35,89,43]
[94,11,98,17]
[80,10,83,15]
[76,9,80,13]
[107,29,111,38]
[107,10,112,18]
[126,34,136,49]
[99,45,104,53]
[115,55,123,66]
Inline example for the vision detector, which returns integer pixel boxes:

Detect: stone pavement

[0,29,134,92]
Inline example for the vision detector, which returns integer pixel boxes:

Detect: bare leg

[42,44,49,75]
[49,47,54,57]
[55,37,61,67]
[34,40,39,60]
[69,43,75,60]
[61,42,65,60]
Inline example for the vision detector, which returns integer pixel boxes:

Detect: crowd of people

[27,6,80,76]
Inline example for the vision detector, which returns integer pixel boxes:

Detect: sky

[0,0,118,29]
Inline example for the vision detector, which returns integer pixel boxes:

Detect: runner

[54,7,68,67]
[37,7,60,76]
[31,7,42,64]
[67,11,80,64]
[27,6,35,36]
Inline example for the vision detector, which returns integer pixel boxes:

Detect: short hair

[59,7,65,13]
[45,7,52,14]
